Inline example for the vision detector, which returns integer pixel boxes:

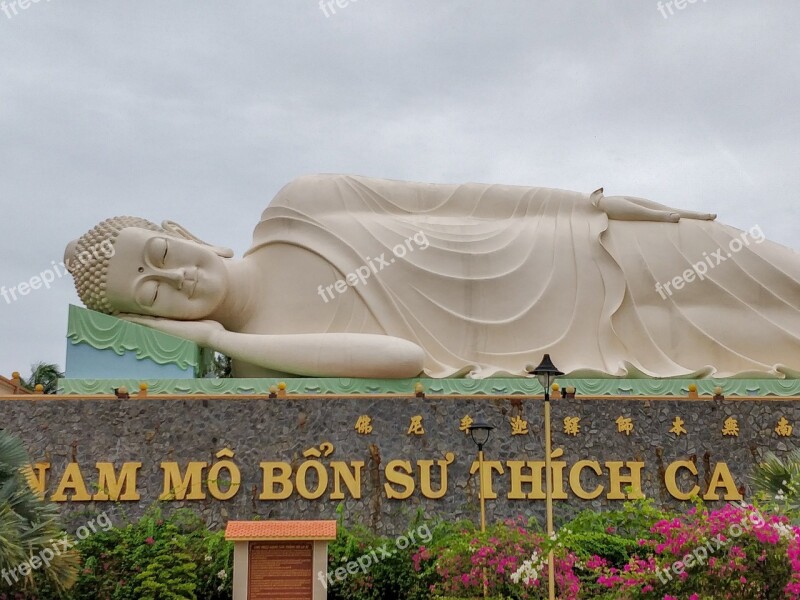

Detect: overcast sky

[0,1,798,377]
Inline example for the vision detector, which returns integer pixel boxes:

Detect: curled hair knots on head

[65,216,170,314]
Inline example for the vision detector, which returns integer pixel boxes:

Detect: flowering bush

[419,499,800,599]
[428,518,582,599]
[7,499,800,600]
[589,500,800,599]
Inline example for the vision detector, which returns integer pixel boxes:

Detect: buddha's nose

[157,269,187,289]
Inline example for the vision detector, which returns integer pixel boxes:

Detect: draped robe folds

[248,174,800,379]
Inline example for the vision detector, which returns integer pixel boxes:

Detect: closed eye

[145,237,169,268]
[135,280,160,307]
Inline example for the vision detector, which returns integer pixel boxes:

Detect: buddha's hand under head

[119,314,224,347]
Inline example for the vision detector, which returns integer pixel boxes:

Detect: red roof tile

[224,520,337,541]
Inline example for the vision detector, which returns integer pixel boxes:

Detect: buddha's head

[65,217,233,319]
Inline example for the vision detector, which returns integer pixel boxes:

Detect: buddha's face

[105,228,228,319]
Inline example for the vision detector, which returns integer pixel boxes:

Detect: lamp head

[467,422,494,450]
[528,353,564,391]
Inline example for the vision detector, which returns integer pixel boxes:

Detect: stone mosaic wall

[0,395,798,534]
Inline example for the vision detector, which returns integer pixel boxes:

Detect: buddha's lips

[184,268,199,298]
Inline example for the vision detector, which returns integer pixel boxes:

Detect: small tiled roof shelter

[225,520,337,600]
[225,520,337,541]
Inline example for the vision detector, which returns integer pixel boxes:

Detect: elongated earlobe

[161,220,234,258]
[589,188,604,208]
[64,240,79,273]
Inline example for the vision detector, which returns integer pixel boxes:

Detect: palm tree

[22,362,64,394]
[750,449,800,513]
[0,430,78,594]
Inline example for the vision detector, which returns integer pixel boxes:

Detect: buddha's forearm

[207,330,425,378]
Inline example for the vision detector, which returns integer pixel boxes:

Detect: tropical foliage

[751,449,800,516]
[61,508,232,600]
[3,498,800,599]
[0,430,78,596]
[20,362,64,394]
[3,444,800,599]
[210,353,232,378]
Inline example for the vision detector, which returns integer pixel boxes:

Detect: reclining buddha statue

[64,174,800,379]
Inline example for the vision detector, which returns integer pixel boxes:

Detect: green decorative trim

[60,304,800,396]
[57,377,800,396]
[66,305,200,371]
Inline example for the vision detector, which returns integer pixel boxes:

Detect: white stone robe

[248,174,800,378]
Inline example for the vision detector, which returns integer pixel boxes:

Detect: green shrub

[133,529,197,599]
[562,530,640,567]
[55,507,232,600]
[327,509,457,600]
[8,493,800,599]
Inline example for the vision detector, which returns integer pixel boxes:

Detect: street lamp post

[467,421,494,599]
[529,354,563,600]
